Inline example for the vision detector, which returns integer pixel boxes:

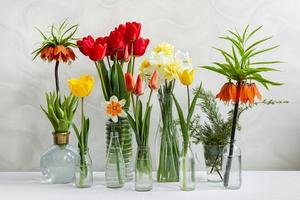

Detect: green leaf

[245,36,273,52]
[249,45,279,58]
[245,25,263,42]
[187,84,202,126]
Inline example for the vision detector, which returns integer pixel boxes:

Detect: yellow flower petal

[68,75,94,97]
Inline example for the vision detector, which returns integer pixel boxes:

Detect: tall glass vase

[106,118,133,181]
[75,148,93,188]
[179,143,195,191]
[40,132,78,184]
[105,122,126,188]
[135,146,152,191]
[156,91,180,182]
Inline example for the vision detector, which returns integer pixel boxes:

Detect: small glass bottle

[222,142,242,189]
[75,148,93,188]
[135,145,152,191]
[203,145,225,182]
[40,132,78,184]
[179,142,196,191]
[105,123,125,188]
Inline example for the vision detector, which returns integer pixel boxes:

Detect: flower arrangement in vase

[125,71,158,191]
[203,25,283,189]
[32,20,79,184]
[77,22,150,181]
[68,75,95,188]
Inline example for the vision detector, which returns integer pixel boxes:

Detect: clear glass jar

[40,132,78,184]
[135,146,152,191]
[105,123,126,188]
[156,91,180,182]
[106,118,133,181]
[203,145,225,182]
[222,143,242,189]
[179,143,195,191]
[75,148,93,188]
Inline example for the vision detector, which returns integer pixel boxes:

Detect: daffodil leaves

[203,25,283,89]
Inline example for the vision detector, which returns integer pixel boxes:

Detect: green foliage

[32,19,78,60]
[203,25,283,89]
[191,87,288,145]
[41,92,78,132]
[172,85,202,155]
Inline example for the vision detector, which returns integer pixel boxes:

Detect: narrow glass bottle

[135,145,152,191]
[222,142,242,189]
[40,132,78,184]
[179,142,196,191]
[105,123,126,188]
[75,148,93,188]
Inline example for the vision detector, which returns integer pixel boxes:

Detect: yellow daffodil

[163,62,181,81]
[140,59,151,73]
[68,75,94,97]
[178,69,195,86]
[105,95,126,122]
[153,42,174,56]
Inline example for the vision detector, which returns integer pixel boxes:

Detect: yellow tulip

[178,69,195,86]
[68,75,94,97]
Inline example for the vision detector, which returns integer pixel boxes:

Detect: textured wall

[0,0,299,171]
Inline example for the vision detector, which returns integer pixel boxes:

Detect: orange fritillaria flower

[40,45,76,63]
[216,82,237,102]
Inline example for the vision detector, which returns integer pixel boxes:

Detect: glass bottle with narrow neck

[40,132,78,184]
[75,147,93,188]
[105,124,126,188]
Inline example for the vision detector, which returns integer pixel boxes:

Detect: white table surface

[0,171,299,200]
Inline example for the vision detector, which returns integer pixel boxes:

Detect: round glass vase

[135,145,153,192]
[105,118,133,181]
[179,143,196,191]
[75,148,93,188]
[105,123,126,188]
[156,92,180,182]
[203,145,225,182]
[222,143,242,189]
[40,132,78,184]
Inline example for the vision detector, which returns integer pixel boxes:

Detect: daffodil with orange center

[105,96,127,122]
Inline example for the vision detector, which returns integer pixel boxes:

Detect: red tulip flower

[132,37,150,57]
[108,29,126,50]
[77,35,94,56]
[148,70,158,90]
[133,74,144,96]
[125,72,135,92]
[124,22,141,43]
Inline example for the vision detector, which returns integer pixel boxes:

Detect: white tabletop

[0,171,299,200]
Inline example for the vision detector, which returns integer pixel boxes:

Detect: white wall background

[0,0,299,171]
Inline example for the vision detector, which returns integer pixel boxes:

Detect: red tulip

[77,35,94,56]
[89,43,107,61]
[148,70,158,90]
[124,22,141,43]
[133,74,144,96]
[108,29,126,50]
[124,72,135,92]
[132,37,150,57]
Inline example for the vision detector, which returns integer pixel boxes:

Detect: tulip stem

[106,56,111,68]
[187,85,190,110]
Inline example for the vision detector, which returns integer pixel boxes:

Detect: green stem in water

[182,156,187,190]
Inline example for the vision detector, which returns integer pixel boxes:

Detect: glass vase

[222,143,242,189]
[203,145,224,182]
[106,118,133,181]
[156,91,180,182]
[179,143,196,191]
[40,132,78,184]
[75,148,93,188]
[135,145,152,192]
[105,123,126,188]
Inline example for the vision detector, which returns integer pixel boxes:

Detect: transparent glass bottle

[222,143,242,189]
[105,123,126,188]
[203,145,225,182]
[135,145,152,191]
[179,142,195,191]
[40,132,78,184]
[75,148,93,188]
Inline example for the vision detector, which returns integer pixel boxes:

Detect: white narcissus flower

[175,51,193,69]
[105,95,126,122]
